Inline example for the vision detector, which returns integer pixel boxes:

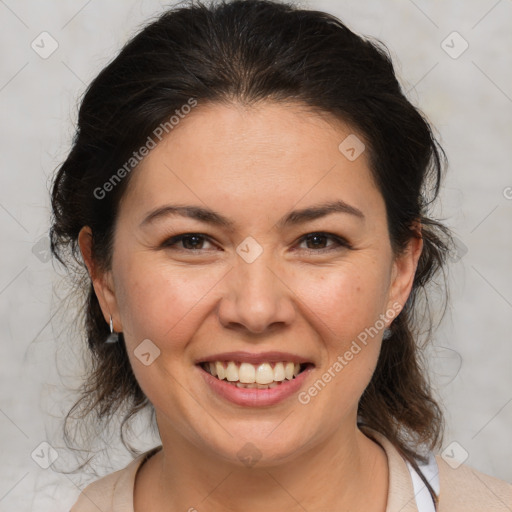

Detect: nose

[216,253,296,335]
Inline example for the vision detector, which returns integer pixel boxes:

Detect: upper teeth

[205,361,302,384]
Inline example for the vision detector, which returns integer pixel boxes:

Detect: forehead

[119,101,382,228]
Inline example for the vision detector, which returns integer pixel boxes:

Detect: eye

[161,233,217,251]
[296,232,351,252]
[160,232,351,253]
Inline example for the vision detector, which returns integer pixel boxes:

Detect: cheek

[291,261,390,341]
[115,251,391,353]
[291,265,388,418]
[113,258,229,416]
[292,262,390,383]
[114,256,228,349]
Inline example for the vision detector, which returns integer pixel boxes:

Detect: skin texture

[78,101,422,511]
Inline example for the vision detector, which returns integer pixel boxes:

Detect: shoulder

[69,467,124,512]
[361,426,511,511]
[69,447,162,512]
[436,455,512,511]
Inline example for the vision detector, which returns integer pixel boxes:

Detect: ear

[78,226,122,332]
[386,226,423,318]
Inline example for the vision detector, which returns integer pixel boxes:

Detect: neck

[137,416,388,512]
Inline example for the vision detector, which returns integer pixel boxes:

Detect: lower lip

[197,364,313,407]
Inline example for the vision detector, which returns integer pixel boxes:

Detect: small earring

[105,315,119,344]
[382,327,392,341]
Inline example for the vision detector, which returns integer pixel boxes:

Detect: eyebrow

[139,199,365,230]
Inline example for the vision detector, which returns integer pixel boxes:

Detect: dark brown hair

[50,0,452,495]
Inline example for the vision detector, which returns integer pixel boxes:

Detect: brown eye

[297,232,351,252]
[162,233,216,251]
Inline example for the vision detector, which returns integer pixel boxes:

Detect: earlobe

[78,226,122,332]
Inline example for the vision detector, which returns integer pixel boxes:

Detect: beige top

[70,430,512,511]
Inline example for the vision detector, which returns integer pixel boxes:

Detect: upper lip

[196,351,314,366]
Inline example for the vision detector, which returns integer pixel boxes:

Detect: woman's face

[85,101,420,465]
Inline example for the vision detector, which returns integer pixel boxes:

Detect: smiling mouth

[199,361,312,389]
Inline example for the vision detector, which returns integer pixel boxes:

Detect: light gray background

[0,0,511,510]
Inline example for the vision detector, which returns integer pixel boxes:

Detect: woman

[50,1,511,510]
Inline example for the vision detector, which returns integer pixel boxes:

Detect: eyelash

[160,232,352,253]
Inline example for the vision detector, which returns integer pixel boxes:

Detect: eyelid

[161,232,351,253]
[161,233,218,251]
[295,232,352,252]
